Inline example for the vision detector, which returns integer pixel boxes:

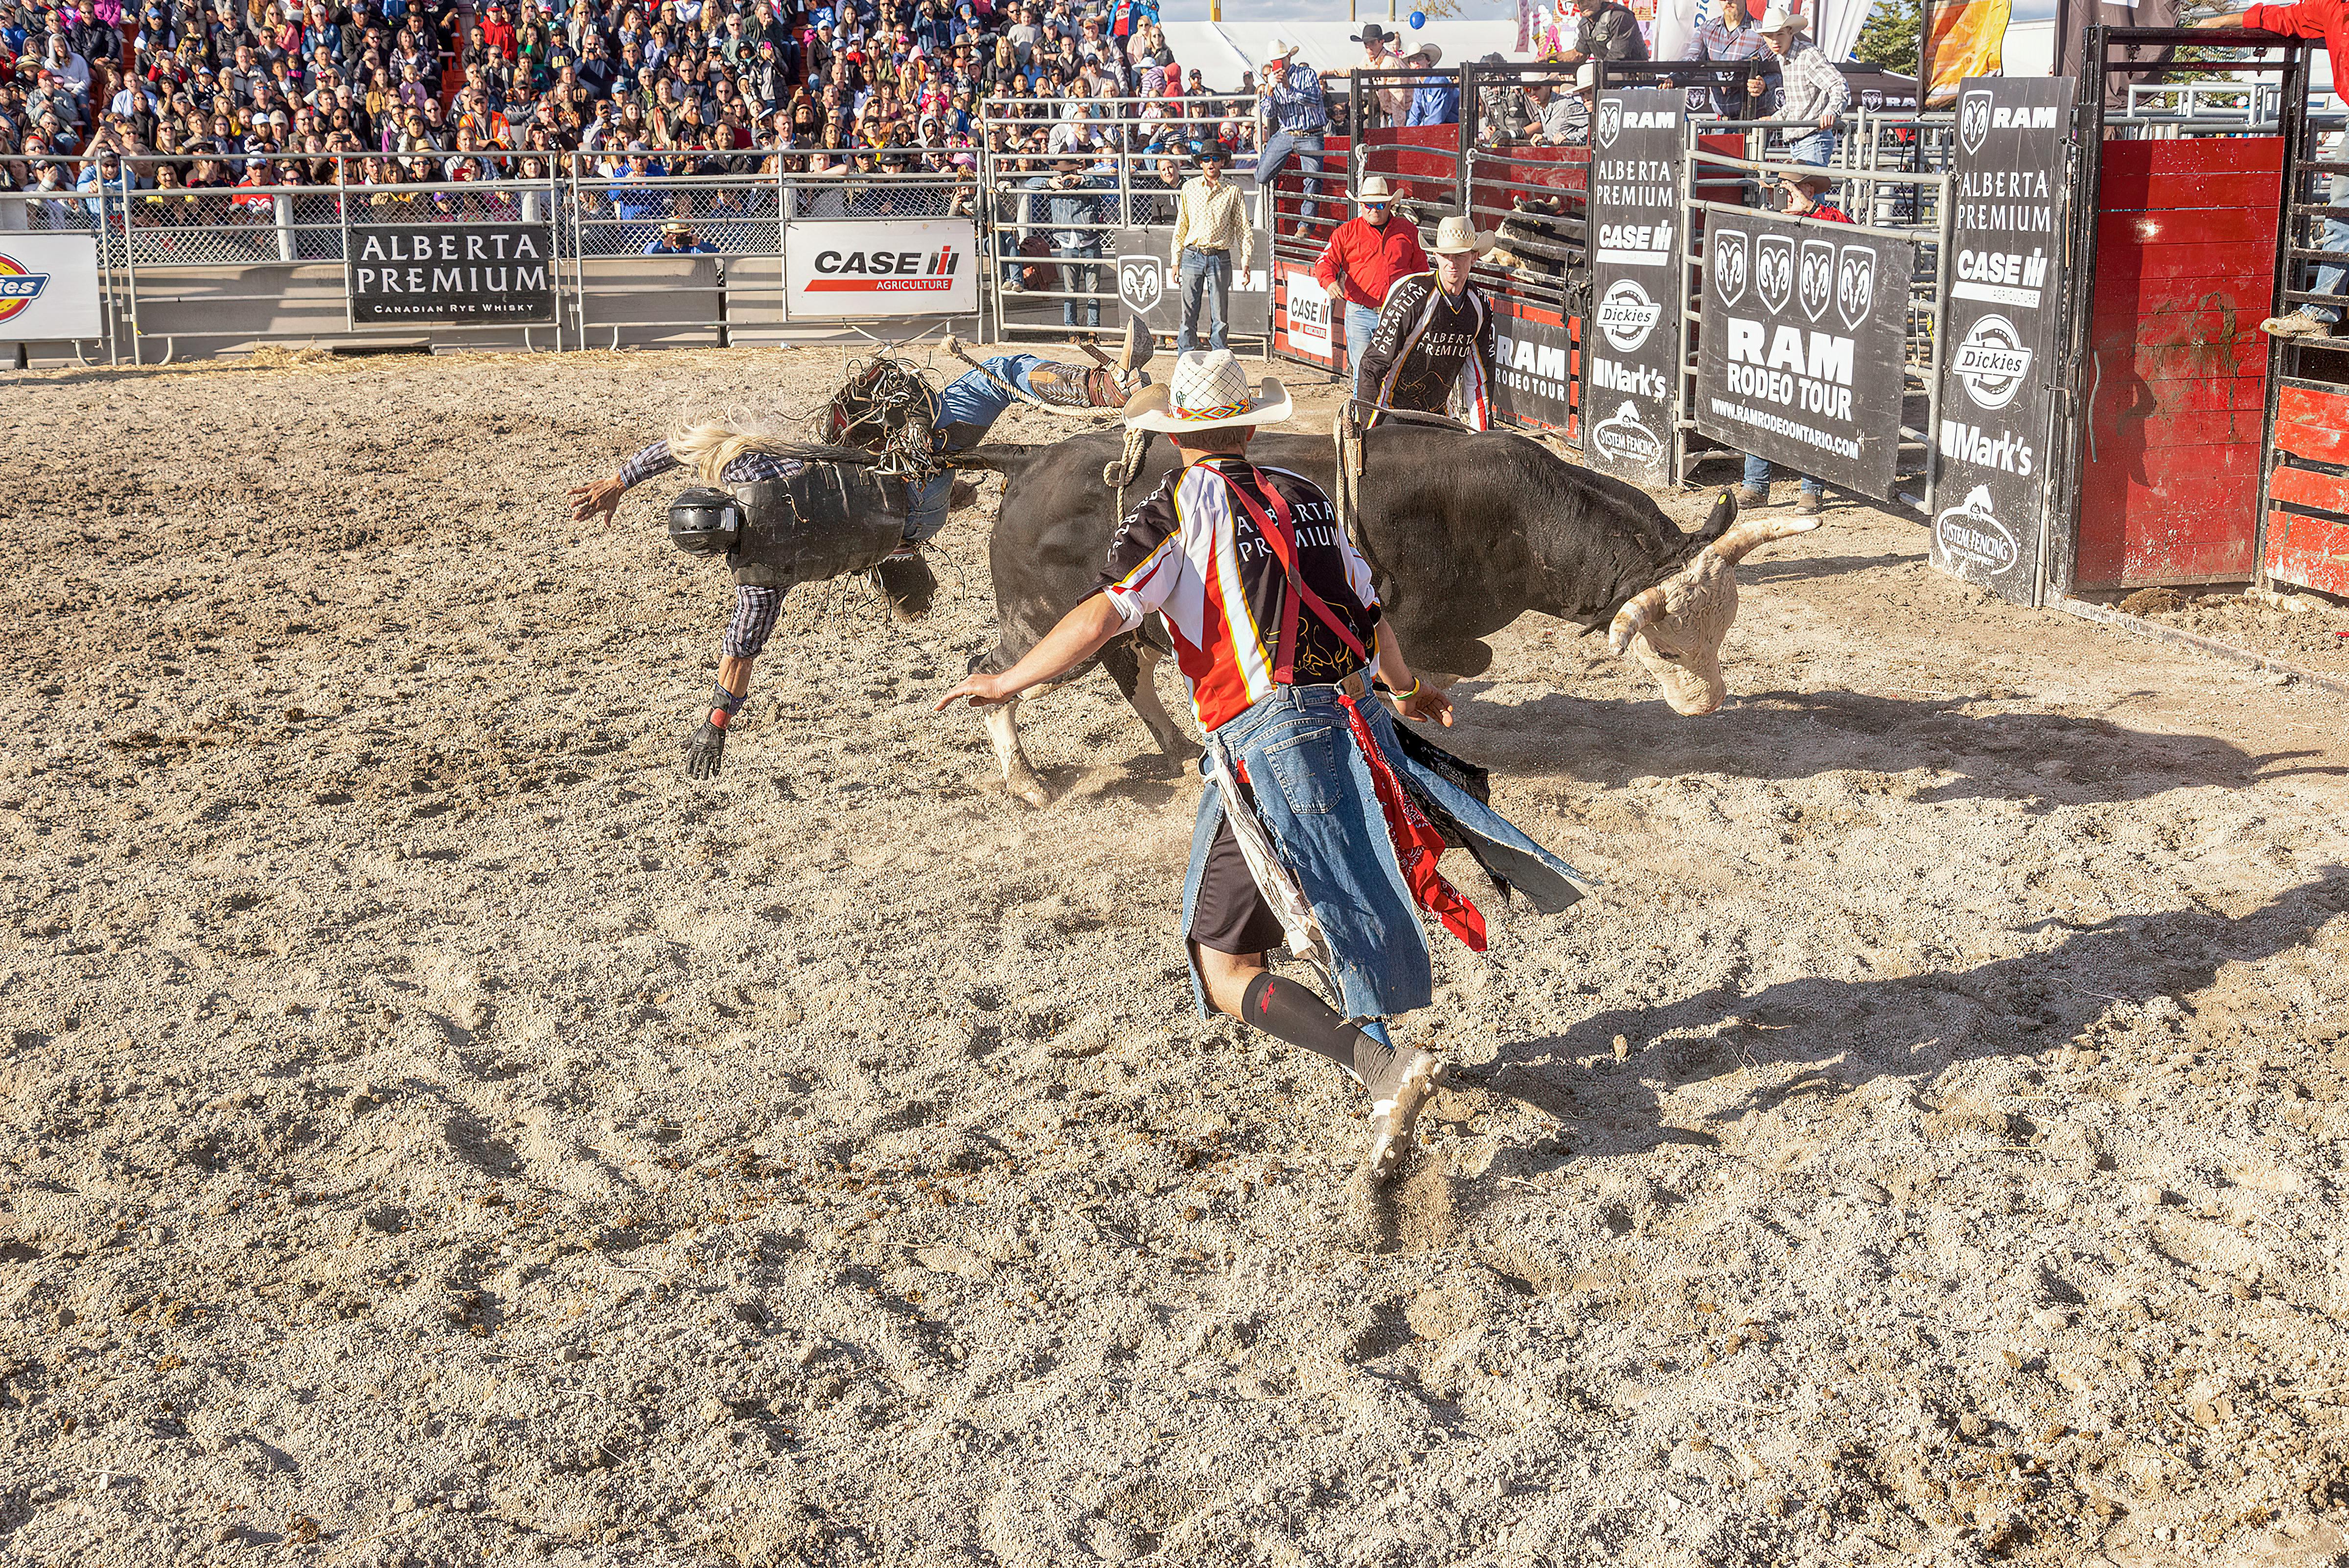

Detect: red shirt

[1313,215,1430,311]
[2243,0,2349,104]
[1805,200,1853,224]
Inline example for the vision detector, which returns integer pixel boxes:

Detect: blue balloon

[1408,9,1426,25]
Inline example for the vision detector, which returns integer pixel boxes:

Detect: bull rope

[1104,426,1154,521]
[1333,398,1477,539]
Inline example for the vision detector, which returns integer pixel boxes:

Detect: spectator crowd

[0,0,1332,210]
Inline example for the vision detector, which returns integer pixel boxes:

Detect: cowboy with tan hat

[1403,42,1459,127]
[1353,214,1500,430]
[1312,174,1431,371]
[937,348,1587,1182]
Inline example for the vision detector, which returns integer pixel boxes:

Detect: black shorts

[1188,817,1287,957]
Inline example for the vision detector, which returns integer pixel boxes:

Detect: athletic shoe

[2261,308,2337,339]
[1735,484,1770,508]
[1363,1045,1446,1181]
[1795,490,1824,515]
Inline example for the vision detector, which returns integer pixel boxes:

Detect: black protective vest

[723,464,908,589]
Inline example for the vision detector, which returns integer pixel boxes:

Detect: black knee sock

[1238,972,1396,1085]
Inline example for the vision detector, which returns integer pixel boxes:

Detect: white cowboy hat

[1755,4,1810,30]
[1427,213,1497,256]
[1356,176,1397,203]
[1263,36,1299,67]
[1408,42,1443,65]
[1124,350,1294,433]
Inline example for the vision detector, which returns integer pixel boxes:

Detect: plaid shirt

[616,439,806,490]
[1262,60,1327,134]
[1680,15,1770,115]
[1771,36,1848,124]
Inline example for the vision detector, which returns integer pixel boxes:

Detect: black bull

[949,426,1814,808]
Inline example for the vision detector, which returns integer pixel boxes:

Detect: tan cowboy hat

[1125,350,1294,434]
[1356,176,1397,204]
[1755,4,1810,30]
[1428,213,1498,256]
[1262,36,1299,68]
[1408,43,1443,66]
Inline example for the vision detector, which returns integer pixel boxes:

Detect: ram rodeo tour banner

[1930,75,2073,604]
[1584,88,1686,486]
[783,219,979,319]
[346,223,557,325]
[1695,211,1915,501]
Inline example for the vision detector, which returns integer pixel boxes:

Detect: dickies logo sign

[0,254,51,325]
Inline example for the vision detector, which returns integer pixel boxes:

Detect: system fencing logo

[1958,89,1994,158]
[1756,234,1794,315]
[1835,244,1876,331]
[1596,96,1622,149]
[1710,229,1749,308]
[1952,314,2033,411]
[0,254,52,325]
[1934,484,2020,576]
[1798,237,1834,323]
[1596,278,1663,352]
[1117,255,1163,316]
[1593,399,1664,467]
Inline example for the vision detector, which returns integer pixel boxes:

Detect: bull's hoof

[1006,771,1052,809]
[946,478,980,512]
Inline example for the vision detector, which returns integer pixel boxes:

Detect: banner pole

[1916,0,1932,107]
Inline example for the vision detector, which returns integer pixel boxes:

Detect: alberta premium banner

[1694,210,1915,501]
[1930,75,2073,605]
[346,223,556,325]
[1584,88,1684,487]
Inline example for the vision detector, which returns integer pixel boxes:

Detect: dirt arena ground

[4,344,2349,1568]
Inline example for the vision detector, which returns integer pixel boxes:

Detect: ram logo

[1798,237,1835,323]
[1117,254,1163,317]
[1836,244,1877,330]
[1756,234,1794,316]
[1596,96,1622,148]
[1710,229,1749,308]
[1958,89,1994,158]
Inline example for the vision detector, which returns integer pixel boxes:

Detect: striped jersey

[1354,272,1496,432]
[1094,456,1382,733]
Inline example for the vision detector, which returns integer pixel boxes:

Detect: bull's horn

[1707,514,1822,566]
[1607,584,1669,655]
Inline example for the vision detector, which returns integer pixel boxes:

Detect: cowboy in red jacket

[1311,176,1429,371]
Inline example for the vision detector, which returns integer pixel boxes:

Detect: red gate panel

[2264,380,2349,598]
[2075,137,2282,589]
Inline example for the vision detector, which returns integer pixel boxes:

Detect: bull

[949,425,1817,807]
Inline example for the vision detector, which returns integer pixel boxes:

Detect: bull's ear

[1692,487,1738,549]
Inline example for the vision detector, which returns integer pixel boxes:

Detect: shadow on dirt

[1465,866,2349,1181]
[1446,686,2349,806]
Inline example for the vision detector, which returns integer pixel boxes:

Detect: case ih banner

[1695,211,1915,501]
[782,220,978,318]
[0,234,102,341]
[346,224,556,325]
[1930,75,2073,604]
[1584,88,1686,487]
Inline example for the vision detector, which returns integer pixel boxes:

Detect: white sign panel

[1283,266,1332,356]
[782,219,977,319]
[0,234,102,340]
